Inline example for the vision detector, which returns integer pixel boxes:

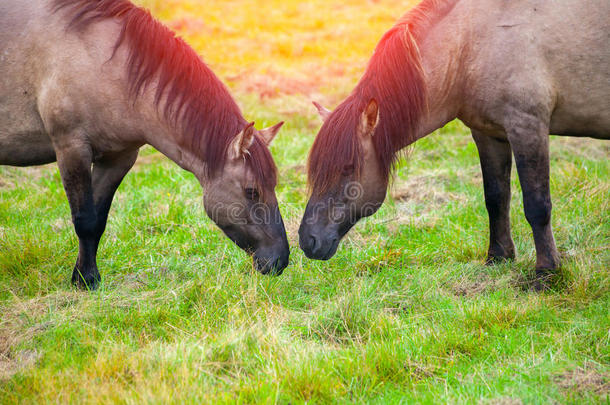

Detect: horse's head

[299,99,388,260]
[204,122,289,274]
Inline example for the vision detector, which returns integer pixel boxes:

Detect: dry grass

[554,366,609,395]
[0,292,83,380]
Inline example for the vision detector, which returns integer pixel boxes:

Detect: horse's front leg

[89,149,139,248]
[54,136,100,289]
[77,149,139,284]
[506,117,560,287]
[472,130,515,263]
[55,135,138,289]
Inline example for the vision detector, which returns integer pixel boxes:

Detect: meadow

[0,0,608,403]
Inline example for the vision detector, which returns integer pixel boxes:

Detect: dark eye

[245,187,260,201]
[342,164,355,176]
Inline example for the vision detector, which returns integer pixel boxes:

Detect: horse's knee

[72,212,99,239]
[524,197,552,228]
[484,181,507,216]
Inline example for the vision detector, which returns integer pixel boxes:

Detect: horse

[299,0,609,287]
[0,0,289,290]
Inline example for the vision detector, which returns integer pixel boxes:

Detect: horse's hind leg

[506,115,560,288]
[472,130,515,263]
[72,149,139,286]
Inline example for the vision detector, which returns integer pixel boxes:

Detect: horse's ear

[258,121,284,146]
[313,101,331,121]
[359,98,379,137]
[230,122,256,158]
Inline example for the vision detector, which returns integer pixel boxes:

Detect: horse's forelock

[245,136,278,200]
[308,21,427,195]
[307,100,364,196]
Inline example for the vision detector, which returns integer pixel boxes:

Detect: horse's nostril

[309,235,317,251]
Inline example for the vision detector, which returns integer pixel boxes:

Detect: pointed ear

[358,98,379,137]
[230,122,256,158]
[258,121,284,146]
[312,101,331,121]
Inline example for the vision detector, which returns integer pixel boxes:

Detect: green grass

[1,4,609,402]
[1,104,608,403]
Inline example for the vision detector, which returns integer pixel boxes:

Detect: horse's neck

[134,99,208,182]
[411,0,467,143]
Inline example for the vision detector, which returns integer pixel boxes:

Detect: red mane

[53,0,277,192]
[307,4,435,195]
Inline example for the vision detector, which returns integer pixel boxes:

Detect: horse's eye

[342,164,355,176]
[245,187,260,201]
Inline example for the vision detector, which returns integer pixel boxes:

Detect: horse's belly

[0,129,56,166]
[0,94,55,166]
[0,81,56,166]
[550,98,610,139]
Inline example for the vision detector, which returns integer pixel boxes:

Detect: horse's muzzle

[298,226,340,261]
[253,246,289,275]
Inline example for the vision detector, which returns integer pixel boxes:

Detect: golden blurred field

[138,0,416,103]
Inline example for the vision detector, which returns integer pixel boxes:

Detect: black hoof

[71,267,101,291]
[531,268,554,292]
[485,255,514,266]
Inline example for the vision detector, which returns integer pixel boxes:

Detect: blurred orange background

[136,0,417,105]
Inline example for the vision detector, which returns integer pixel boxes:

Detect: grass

[1,0,609,403]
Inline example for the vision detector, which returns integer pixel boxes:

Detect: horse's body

[0,0,289,289]
[300,0,609,286]
[444,0,609,138]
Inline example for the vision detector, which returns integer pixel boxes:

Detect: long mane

[53,0,277,190]
[307,1,456,195]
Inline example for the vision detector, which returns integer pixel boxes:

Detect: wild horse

[0,0,289,289]
[300,0,609,286]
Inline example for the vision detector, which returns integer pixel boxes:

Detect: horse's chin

[298,227,343,261]
[253,251,289,275]
[304,238,340,261]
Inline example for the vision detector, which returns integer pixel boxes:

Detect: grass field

[1,0,609,403]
